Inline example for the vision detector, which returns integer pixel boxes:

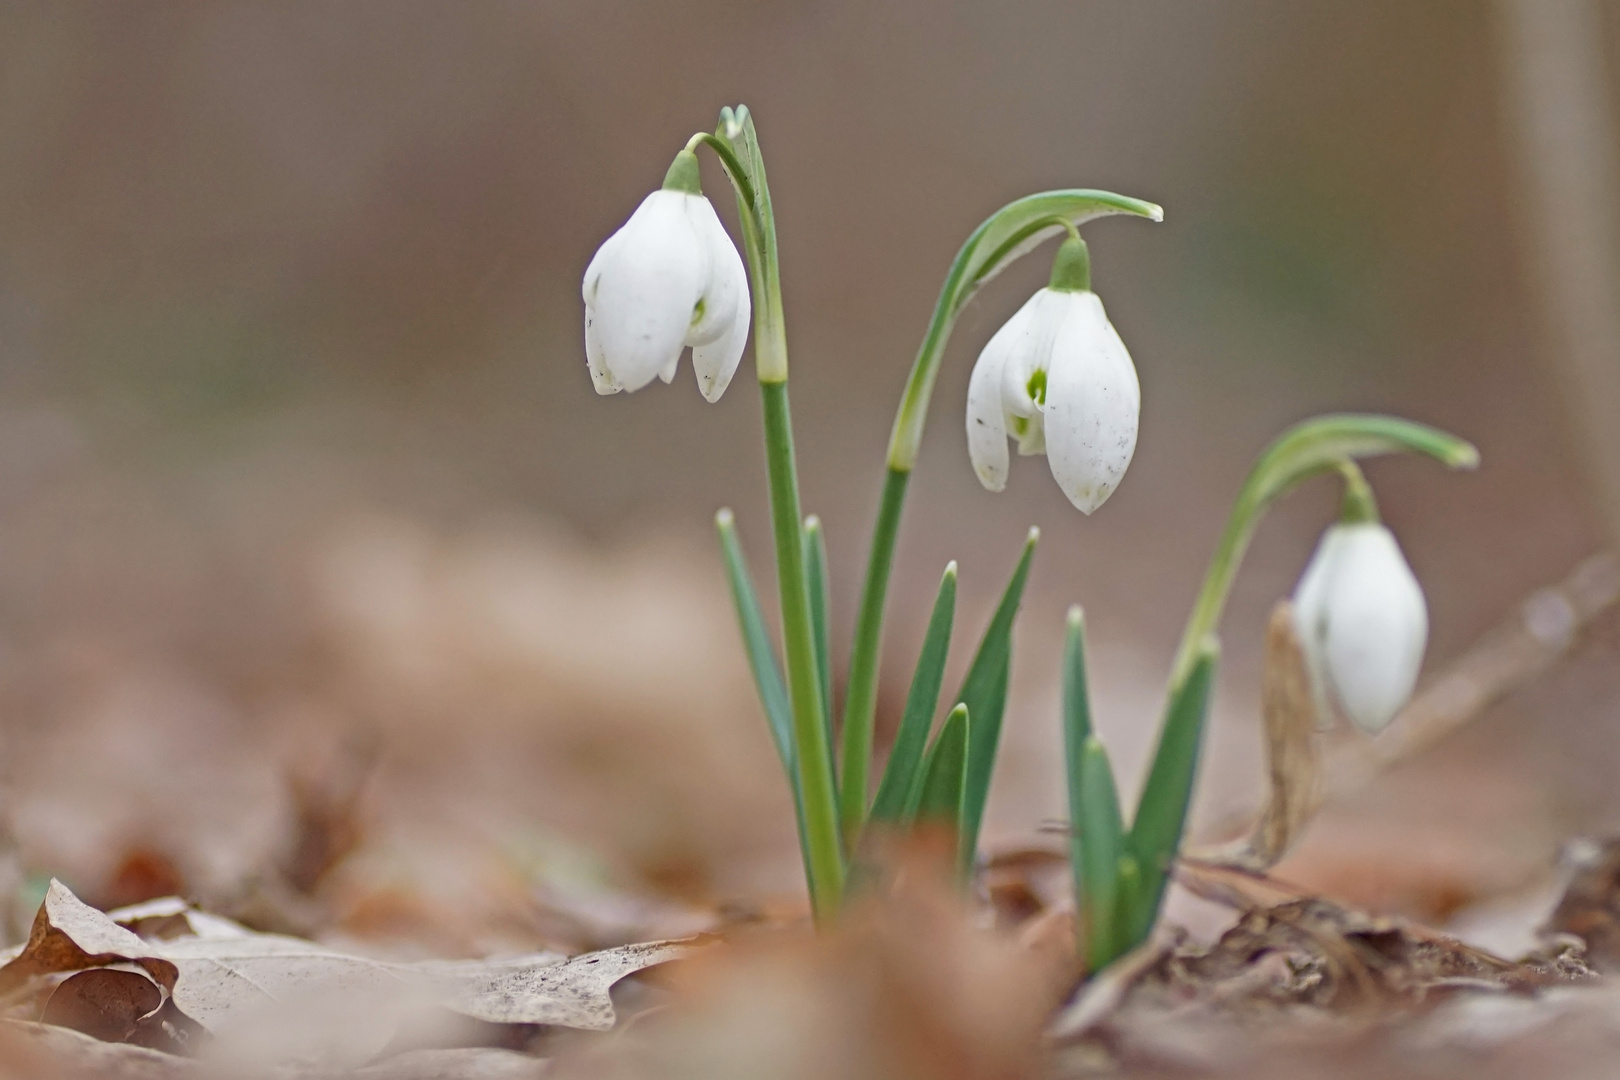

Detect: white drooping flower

[583,152,750,401]
[965,237,1139,514]
[1291,521,1428,735]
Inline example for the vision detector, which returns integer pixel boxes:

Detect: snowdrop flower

[1291,504,1428,735]
[965,235,1139,514]
[583,150,750,401]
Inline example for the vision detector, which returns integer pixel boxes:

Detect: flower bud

[1291,522,1428,734]
[582,155,750,401]
[964,237,1139,514]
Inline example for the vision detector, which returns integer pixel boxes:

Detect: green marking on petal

[1026,368,1047,407]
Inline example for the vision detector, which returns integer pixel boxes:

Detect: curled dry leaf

[0,880,179,1000]
[0,880,706,1067]
[1192,601,1323,873]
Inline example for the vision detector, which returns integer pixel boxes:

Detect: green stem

[838,466,909,841]
[762,383,845,919]
[696,107,843,918]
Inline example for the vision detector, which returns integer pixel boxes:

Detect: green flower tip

[804,513,822,533]
[947,702,969,721]
[1146,202,1165,222]
[715,507,735,528]
[943,560,959,581]
[662,149,703,195]
[1066,604,1085,630]
[1026,526,1042,547]
[1082,733,1105,754]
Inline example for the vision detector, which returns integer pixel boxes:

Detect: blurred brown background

[0,1,1616,946]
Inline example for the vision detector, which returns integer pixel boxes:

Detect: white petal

[999,289,1067,421]
[657,352,679,384]
[1315,524,1428,734]
[1041,293,1140,514]
[965,308,1026,491]
[582,228,620,305]
[589,190,705,392]
[682,196,744,348]
[584,305,620,394]
[1291,526,1351,728]
[693,263,750,403]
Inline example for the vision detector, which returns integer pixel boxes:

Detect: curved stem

[1166,414,1477,690]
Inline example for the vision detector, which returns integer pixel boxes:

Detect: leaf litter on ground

[0,880,707,1074]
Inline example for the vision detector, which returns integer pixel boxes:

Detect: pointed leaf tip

[1067,605,1085,628]
[716,507,735,527]
[1026,526,1041,545]
[944,560,959,579]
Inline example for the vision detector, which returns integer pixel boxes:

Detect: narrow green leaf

[716,508,815,900]
[1116,853,1143,952]
[715,509,794,780]
[869,561,958,825]
[1079,738,1125,972]
[1126,641,1220,948]
[956,528,1039,868]
[803,516,836,773]
[913,704,970,830]
[1061,607,1126,970]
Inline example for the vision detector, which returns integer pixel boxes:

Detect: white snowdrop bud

[582,150,750,402]
[965,236,1139,514]
[1291,521,1428,734]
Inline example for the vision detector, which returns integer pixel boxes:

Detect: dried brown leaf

[439,938,696,1029]
[0,881,178,1000]
[0,881,705,1066]
[1194,602,1323,872]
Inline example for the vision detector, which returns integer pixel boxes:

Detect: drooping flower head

[583,150,750,401]
[965,234,1139,514]
[1291,472,1428,734]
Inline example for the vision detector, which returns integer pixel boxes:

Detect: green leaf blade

[1061,608,1125,970]
[955,529,1039,870]
[803,515,836,774]
[1079,738,1125,971]
[913,703,970,832]
[715,509,795,781]
[1126,641,1220,948]
[869,562,958,825]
